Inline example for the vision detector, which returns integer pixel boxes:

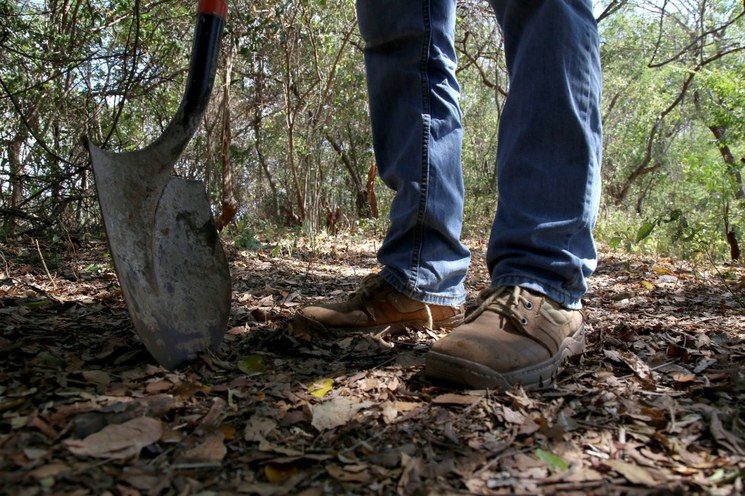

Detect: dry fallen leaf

[64,416,163,459]
[501,405,526,425]
[432,393,482,406]
[28,462,70,480]
[709,411,745,455]
[604,459,659,487]
[265,463,300,483]
[145,379,174,393]
[310,398,373,431]
[398,453,427,494]
[245,416,278,442]
[327,463,371,482]
[652,266,679,277]
[604,350,656,388]
[180,433,227,462]
[258,440,304,457]
[81,370,111,388]
[381,401,421,423]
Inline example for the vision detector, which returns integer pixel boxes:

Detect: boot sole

[425,325,586,391]
[292,312,465,337]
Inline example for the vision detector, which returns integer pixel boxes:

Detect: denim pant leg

[356,0,470,306]
[487,0,603,309]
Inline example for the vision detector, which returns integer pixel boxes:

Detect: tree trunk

[251,57,281,220]
[325,133,372,218]
[7,127,27,234]
[215,42,238,231]
[5,95,42,233]
[612,72,696,204]
[282,30,306,224]
[708,125,745,201]
[726,230,740,260]
[366,160,378,219]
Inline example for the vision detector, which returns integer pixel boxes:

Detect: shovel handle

[199,0,228,18]
[155,0,227,155]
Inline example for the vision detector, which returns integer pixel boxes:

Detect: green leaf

[237,355,265,375]
[23,299,52,309]
[664,209,682,223]
[635,221,657,243]
[708,468,726,482]
[535,448,569,473]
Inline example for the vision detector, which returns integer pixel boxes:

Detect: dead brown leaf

[64,416,163,459]
[180,432,227,463]
[603,459,661,487]
[309,397,373,431]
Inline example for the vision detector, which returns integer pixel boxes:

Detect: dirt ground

[1,235,744,495]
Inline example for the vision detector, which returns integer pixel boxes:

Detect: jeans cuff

[379,267,466,307]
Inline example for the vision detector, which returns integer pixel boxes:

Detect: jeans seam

[410,0,432,294]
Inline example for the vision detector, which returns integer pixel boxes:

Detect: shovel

[84,0,231,369]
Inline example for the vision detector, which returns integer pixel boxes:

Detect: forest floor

[1,234,745,495]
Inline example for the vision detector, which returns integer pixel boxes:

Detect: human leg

[426,0,602,390]
[294,0,469,334]
[357,0,470,307]
[487,0,603,309]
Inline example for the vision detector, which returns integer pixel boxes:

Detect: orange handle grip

[198,0,227,19]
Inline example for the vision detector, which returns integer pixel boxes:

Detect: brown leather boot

[425,286,585,390]
[293,274,465,335]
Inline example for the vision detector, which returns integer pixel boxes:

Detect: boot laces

[471,286,534,325]
[353,273,388,299]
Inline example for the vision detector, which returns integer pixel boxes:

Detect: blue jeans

[357,0,602,310]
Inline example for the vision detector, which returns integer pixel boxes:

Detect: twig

[34,239,57,290]
[0,250,9,278]
[61,223,81,282]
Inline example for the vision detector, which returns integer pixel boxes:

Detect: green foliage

[235,228,264,251]
[0,0,743,265]
[535,448,570,474]
[228,216,272,251]
[698,68,745,144]
[594,0,745,261]
[633,208,695,246]
[596,201,738,261]
[84,263,107,275]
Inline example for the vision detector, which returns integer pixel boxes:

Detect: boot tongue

[464,286,512,324]
[353,273,386,298]
[484,286,520,314]
[477,286,506,301]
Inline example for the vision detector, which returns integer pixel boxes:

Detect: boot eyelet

[520,317,528,326]
[524,301,534,310]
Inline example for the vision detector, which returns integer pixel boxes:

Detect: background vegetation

[1,0,743,262]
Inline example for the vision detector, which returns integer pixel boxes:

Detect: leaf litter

[0,237,744,495]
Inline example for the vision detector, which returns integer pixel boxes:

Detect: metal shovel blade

[84,0,231,370]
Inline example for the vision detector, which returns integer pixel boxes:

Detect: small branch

[597,0,629,23]
[34,239,57,290]
[0,250,10,279]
